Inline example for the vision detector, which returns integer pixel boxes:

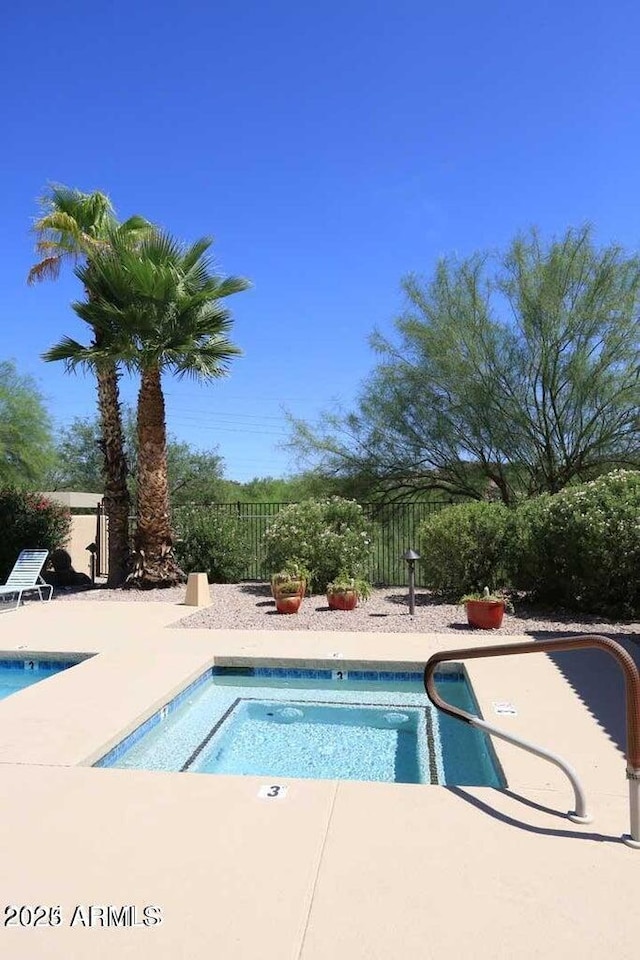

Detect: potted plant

[270,561,309,598]
[271,563,309,614]
[326,575,371,611]
[460,586,513,630]
[274,581,303,614]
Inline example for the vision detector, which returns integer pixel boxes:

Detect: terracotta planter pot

[465,599,505,629]
[275,594,302,614]
[327,590,358,611]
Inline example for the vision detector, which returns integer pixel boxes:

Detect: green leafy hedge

[0,489,71,581]
[262,497,373,593]
[417,471,640,615]
[511,471,640,615]
[417,501,512,599]
[174,508,249,583]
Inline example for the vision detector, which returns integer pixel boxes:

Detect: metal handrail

[424,635,640,848]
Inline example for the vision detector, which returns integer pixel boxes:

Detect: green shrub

[262,497,373,593]
[510,471,640,615]
[0,489,71,581]
[174,508,249,583]
[503,494,551,595]
[417,501,512,599]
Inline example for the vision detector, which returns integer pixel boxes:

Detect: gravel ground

[53,581,640,639]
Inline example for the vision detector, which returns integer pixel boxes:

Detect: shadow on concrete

[529,631,640,758]
[447,786,622,845]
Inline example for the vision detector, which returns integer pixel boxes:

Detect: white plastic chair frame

[0,550,53,612]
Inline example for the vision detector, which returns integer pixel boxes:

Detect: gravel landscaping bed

[53,581,640,639]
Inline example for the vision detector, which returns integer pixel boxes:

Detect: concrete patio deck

[0,599,637,958]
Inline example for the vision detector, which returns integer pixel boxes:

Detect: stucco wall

[66,515,98,577]
[41,492,102,510]
[37,494,102,578]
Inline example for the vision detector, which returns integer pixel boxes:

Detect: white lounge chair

[0,550,53,612]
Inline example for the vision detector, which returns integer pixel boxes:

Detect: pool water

[97,668,505,787]
[0,658,82,701]
[191,701,428,783]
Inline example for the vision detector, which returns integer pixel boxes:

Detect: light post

[402,548,421,615]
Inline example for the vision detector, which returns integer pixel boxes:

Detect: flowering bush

[174,508,249,583]
[418,471,640,614]
[0,488,71,581]
[417,501,512,599]
[262,498,373,593]
[510,470,640,615]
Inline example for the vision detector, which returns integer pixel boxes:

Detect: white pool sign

[258,784,288,800]
[492,701,517,716]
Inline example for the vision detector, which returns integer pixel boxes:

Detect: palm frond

[32,209,83,238]
[43,333,124,374]
[29,185,122,287]
[27,256,62,285]
[38,185,115,233]
[33,239,75,256]
[42,336,93,367]
[181,237,214,274]
[214,275,252,299]
[170,338,244,380]
[118,215,155,236]
[68,224,248,380]
[140,230,183,266]
[84,190,115,230]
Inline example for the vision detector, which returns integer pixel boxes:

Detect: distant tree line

[0,360,346,506]
[44,408,347,505]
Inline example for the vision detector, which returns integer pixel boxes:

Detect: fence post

[95,500,103,578]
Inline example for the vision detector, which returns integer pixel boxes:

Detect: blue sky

[2,0,639,481]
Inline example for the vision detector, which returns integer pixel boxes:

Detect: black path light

[402,548,421,615]
[85,542,98,584]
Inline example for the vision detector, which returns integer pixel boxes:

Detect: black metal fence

[194,502,291,581]
[96,499,450,585]
[361,500,449,586]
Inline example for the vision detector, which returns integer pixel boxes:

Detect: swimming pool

[0,656,87,701]
[97,666,505,787]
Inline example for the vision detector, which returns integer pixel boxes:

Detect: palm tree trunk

[96,364,131,587]
[129,363,185,588]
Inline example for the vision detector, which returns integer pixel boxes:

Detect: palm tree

[29,185,151,586]
[45,230,249,587]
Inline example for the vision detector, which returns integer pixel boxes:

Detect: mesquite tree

[290,226,640,503]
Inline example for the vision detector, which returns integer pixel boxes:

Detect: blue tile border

[95,668,214,768]
[0,658,83,672]
[211,666,461,683]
